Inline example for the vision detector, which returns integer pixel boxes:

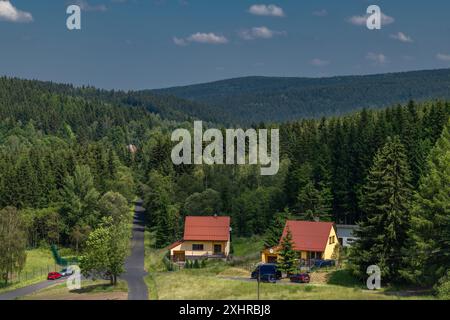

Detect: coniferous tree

[278,228,297,276]
[263,209,290,248]
[349,136,413,282]
[405,119,450,285]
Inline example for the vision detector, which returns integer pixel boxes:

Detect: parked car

[289,273,311,283]
[60,267,74,277]
[47,272,62,280]
[251,264,282,281]
[313,259,335,269]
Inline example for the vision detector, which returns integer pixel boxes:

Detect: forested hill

[153,68,450,125]
[0,77,223,124]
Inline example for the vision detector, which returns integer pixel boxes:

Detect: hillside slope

[153,68,450,124]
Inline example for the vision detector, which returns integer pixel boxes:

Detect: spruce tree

[278,228,297,276]
[349,136,413,282]
[263,209,290,248]
[406,119,450,285]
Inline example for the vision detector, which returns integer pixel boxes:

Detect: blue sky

[1,0,450,89]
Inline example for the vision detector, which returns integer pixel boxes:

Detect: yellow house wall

[170,240,230,257]
[323,226,339,260]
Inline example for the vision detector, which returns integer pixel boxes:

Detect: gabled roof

[168,240,184,250]
[281,220,334,252]
[183,216,231,241]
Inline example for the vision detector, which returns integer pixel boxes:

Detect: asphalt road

[0,278,66,300]
[122,199,148,300]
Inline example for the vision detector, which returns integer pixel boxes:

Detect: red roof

[168,240,183,250]
[280,220,334,252]
[183,216,231,241]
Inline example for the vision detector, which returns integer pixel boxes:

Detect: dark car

[251,264,282,281]
[47,272,62,280]
[313,259,335,269]
[289,273,311,283]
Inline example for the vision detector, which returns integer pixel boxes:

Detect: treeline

[281,100,449,224]
[154,69,450,124]
[0,78,163,251]
[140,100,449,244]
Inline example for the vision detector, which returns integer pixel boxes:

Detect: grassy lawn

[144,233,435,300]
[21,280,128,300]
[145,265,434,300]
[0,248,57,294]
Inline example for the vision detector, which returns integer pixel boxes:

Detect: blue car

[313,259,336,269]
[251,264,282,282]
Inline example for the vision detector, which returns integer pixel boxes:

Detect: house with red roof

[169,216,231,262]
[261,220,339,263]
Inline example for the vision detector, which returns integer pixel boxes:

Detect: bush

[201,259,207,268]
[163,256,174,271]
[193,260,200,269]
[435,271,450,299]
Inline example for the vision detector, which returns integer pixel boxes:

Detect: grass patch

[21,280,128,300]
[144,228,168,272]
[0,247,56,294]
[326,269,364,288]
[147,269,433,300]
[232,236,264,257]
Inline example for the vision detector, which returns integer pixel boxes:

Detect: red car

[289,273,311,283]
[47,272,62,280]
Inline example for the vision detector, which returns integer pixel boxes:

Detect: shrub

[435,271,450,299]
[193,260,200,269]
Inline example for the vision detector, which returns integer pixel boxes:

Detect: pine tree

[263,209,290,248]
[406,119,450,285]
[278,228,298,276]
[349,136,413,282]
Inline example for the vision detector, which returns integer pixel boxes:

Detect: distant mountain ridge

[152,68,450,124]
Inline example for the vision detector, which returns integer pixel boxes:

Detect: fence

[3,264,60,286]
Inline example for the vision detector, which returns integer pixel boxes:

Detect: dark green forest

[154,68,450,124]
[0,76,449,289]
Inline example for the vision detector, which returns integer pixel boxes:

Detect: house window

[192,244,204,251]
[329,236,335,244]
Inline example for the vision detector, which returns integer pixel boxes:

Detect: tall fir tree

[349,136,413,282]
[278,228,298,275]
[405,119,450,285]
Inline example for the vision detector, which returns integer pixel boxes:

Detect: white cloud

[310,58,330,67]
[248,4,284,17]
[366,52,388,65]
[0,1,33,23]
[348,12,394,26]
[173,37,187,46]
[436,53,450,62]
[174,32,228,46]
[239,26,286,40]
[313,9,328,17]
[390,32,413,43]
[187,32,228,44]
[73,0,107,12]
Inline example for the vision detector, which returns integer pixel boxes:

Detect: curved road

[0,278,66,300]
[122,199,148,300]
